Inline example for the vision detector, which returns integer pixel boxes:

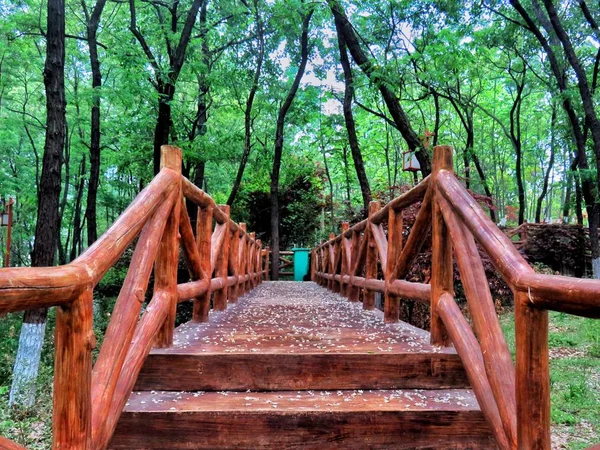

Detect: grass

[500,311,600,449]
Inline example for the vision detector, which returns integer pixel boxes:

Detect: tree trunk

[153,86,174,174]
[334,23,371,209]
[84,0,108,246]
[535,104,557,222]
[71,155,86,261]
[11,0,65,408]
[227,0,264,207]
[270,7,313,280]
[328,0,431,175]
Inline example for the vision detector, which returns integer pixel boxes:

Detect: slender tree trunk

[71,156,86,261]
[228,0,264,206]
[536,104,557,222]
[342,145,352,215]
[328,0,431,175]
[270,7,313,280]
[11,0,65,407]
[153,86,174,174]
[84,0,108,246]
[334,23,371,209]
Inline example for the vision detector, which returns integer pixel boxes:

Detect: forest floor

[0,306,598,449]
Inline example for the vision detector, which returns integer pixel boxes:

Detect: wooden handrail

[313,145,600,450]
[0,145,266,450]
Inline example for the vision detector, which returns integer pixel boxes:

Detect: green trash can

[292,248,310,281]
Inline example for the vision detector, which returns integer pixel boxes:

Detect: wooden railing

[0,146,267,450]
[312,145,600,450]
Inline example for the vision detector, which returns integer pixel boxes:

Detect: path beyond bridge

[110,281,494,449]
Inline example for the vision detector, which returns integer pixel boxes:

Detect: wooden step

[110,389,496,449]
[135,350,469,391]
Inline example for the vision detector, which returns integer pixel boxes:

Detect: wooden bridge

[0,145,599,449]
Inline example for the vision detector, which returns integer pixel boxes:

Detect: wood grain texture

[53,288,93,450]
[110,389,495,450]
[194,205,213,322]
[515,290,550,450]
[0,436,27,450]
[364,201,380,310]
[154,146,182,348]
[384,206,402,322]
[438,194,516,445]
[438,293,512,450]
[213,205,230,311]
[91,190,176,436]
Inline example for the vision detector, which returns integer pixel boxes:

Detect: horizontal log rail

[312,145,600,450]
[0,146,267,450]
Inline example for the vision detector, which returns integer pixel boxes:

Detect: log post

[310,249,316,281]
[256,239,262,285]
[332,238,341,293]
[155,145,182,347]
[348,230,360,302]
[515,290,550,449]
[247,232,256,290]
[52,287,93,450]
[194,204,213,322]
[239,224,247,294]
[430,145,453,346]
[263,246,270,281]
[229,226,240,302]
[327,233,335,291]
[340,222,350,296]
[214,205,230,310]
[385,206,403,322]
[364,201,380,310]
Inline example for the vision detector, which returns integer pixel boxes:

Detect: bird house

[402,151,420,172]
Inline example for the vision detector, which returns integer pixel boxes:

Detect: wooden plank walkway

[112,282,496,449]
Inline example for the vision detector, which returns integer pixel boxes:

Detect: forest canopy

[0,0,599,267]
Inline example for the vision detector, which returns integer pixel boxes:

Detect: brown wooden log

[177,280,210,302]
[364,201,380,310]
[437,293,512,450]
[340,222,350,297]
[332,238,342,293]
[430,145,452,346]
[515,290,551,450]
[391,186,433,280]
[53,288,93,450]
[436,170,533,284]
[77,169,179,286]
[0,265,87,314]
[327,233,336,291]
[438,194,517,445]
[229,227,240,302]
[370,222,388,274]
[154,146,182,348]
[247,232,256,291]
[348,230,360,302]
[370,175,430,225]
[94,290,171,450]
[0,436,27,450]
[91,191,176,434]
[194,205,213,322]
[0,170,179,313]
[238,224,247,294]
[179,200,205,281]
[214,205,231,310]
[210,223,228,273]
[384,206,402,322]
[333,275,430,303]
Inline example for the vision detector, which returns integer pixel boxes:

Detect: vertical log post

[52,287,93,450]
[385,206,403,322]
[340,222,350,297]
[265,247,271,281]
[515,291,550,449]
[229,226,240,302]
[310,249,316,281]
[155,145,182,347]
[348,230,360,302]
[256,239,262,285]
[240,224,248,294]
[194,204,213,322]
[327,233,335,291]
[430,145,453,346]
[364,201,380,310]
[248,232,256,290]
[332,238,341,293]
[214,205,230,311]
